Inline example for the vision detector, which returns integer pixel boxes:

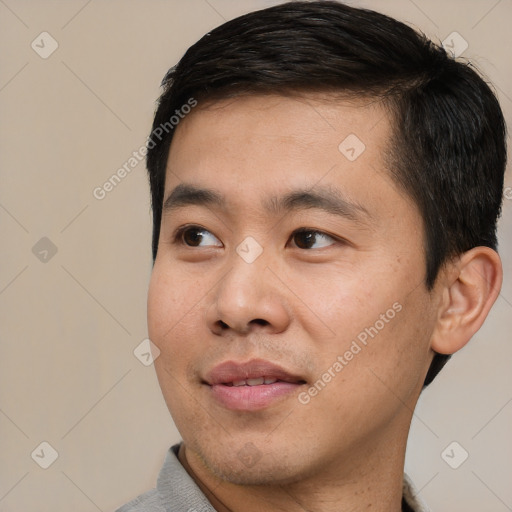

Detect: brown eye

[176,226,222,247]
[292,229,336,249]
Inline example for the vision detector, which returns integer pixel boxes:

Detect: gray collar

[156,444,216,512]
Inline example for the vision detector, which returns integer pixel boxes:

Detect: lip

[204,358,306,411]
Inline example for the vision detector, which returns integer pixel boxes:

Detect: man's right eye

[173,225,223,247]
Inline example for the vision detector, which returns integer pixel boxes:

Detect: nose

[206,255,291,336]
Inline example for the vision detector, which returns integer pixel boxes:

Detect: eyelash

[171,224,342,249]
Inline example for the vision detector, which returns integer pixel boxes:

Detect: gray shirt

[116,444,214,512]
[116,443,425,512]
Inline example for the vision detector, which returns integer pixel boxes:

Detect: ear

[430,247,503,355]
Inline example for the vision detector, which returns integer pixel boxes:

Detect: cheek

[289,265,383,342]
[299,261,432,388]
[147,264,205,356]
[348,286,434,401]
[148,265,206,415]
[147,267,175,341]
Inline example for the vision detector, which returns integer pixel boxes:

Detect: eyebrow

[163,183,224,213]
[162,183,372,224]
[264,187,371,223]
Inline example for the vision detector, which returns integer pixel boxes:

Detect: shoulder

[115,488,165,512]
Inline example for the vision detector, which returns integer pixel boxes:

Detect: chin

[190,436,314,487]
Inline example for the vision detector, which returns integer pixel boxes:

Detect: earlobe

[430,247,502,355]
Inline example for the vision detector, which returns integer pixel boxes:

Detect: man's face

[148,94,438,484]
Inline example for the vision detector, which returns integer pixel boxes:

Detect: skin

[147,93,502,512]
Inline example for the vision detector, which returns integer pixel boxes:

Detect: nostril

[214,317,272,334]
[251,319,269,326]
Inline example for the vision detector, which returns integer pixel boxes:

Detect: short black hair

[146,1,507,387]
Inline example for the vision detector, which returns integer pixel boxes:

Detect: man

[118,1,506,510]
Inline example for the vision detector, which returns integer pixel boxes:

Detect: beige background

[0,0,511,510]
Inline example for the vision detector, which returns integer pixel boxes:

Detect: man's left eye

[290,229,337,249]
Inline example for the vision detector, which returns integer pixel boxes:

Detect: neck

[178,431,409,512]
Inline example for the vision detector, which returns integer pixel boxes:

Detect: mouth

[222,377,298,386]
[203,358,307,411]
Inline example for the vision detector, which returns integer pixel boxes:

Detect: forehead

[169,92,390,166]
[165,93,403,219]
